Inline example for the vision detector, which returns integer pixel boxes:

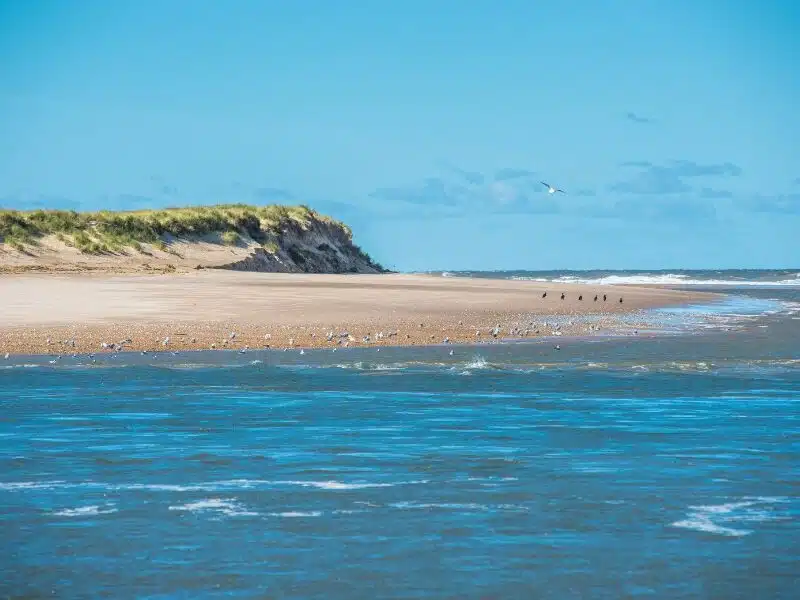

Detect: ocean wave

[671,496,789,537]
[274,479,425,490]
[168,498,257,517]
[267,511,323,518]
[389,501,528,512]
[51,504,118,517]
[508,272,800,286]
[0,478,428,493]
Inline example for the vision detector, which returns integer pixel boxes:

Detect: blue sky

[1,0,798,271]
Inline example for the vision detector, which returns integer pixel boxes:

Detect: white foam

[0,480,68,491]
[463,356,488,369]
[390,501,527,512]
[52,505,117,517]
[168,498,257,517]
[0,478,427,493]
[277,480,415,490]
[512,273,800,287]
[268,511,322,518]
[671,496,788,537]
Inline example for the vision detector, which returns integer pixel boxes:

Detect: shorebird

[578,295,583,301]
[542,292,547,298]
[540,181,566,195]
[560,293,565,300]
[594,295,598,301]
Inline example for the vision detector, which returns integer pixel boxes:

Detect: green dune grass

[0,204,349,256]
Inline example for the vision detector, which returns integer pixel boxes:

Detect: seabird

[542,292,547,298]
[594,295,598,301]
[578,295,583,301]
[619,297,624,303]
[540,181,566,195]
[560,293,565,300]
[603,294,607,301]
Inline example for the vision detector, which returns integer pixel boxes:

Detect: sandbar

[0,271,716,355]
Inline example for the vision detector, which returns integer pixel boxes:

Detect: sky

[1,0,798,271]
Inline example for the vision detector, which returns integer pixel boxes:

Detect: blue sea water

[1,273,799,599]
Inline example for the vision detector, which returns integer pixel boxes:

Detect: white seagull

[540,181,566,194]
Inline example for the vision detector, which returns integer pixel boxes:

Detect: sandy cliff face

[213,218,385,274]
[0,210,387,275]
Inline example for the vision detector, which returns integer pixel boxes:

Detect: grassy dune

[0,204,351,255]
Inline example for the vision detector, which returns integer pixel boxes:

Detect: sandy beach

[0,271,715,355]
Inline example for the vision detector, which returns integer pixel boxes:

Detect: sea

[1,269,798,599]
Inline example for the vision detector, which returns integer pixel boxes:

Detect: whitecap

[267,511,322,518]
[463,356,488,369]
[0,480,68,491]
[168,498,257,517]
[278,480,411,490]
[52,505,117,517]
[671,496,788,537]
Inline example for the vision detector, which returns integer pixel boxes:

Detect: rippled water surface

[2,289,799,599]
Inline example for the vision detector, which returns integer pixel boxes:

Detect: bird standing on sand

[541,181,566,195]
[619,297,624,303]
[560,293,565,300]
[603,294,607,301]
[542,292,547,298]
[578,295,583,301]
[594,295,598,302]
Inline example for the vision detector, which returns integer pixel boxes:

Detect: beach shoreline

[0,271,718,356]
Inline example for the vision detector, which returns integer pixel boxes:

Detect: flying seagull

[541,181,566,194]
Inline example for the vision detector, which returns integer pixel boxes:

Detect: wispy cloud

[698,187,734,199]
[625,112,654,125]
[610,159,743,195]
[370,164,565,216]
[493,167,536,182]
[587,197,717,222]
[668,160,742,177]
[371,177,467,207]
[745,193,800,215]
[436,161,485,186]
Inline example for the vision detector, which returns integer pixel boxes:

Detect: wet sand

[0,271,715,355]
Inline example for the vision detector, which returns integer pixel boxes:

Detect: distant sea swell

[426,269,800,287]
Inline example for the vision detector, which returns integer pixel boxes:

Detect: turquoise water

[1,287,799,599]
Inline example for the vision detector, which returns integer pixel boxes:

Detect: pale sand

[0,271,716,355]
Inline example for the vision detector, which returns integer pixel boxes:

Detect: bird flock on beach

[2,286,626,362]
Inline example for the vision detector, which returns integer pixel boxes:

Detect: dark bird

[560,293,565,300]
[603,294,607,301]
[542,292,547,298]
[578,295,583,301]
[594,295,598,301]
[619,297,624,303]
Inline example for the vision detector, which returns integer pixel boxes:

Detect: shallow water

[1,288,798,599]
